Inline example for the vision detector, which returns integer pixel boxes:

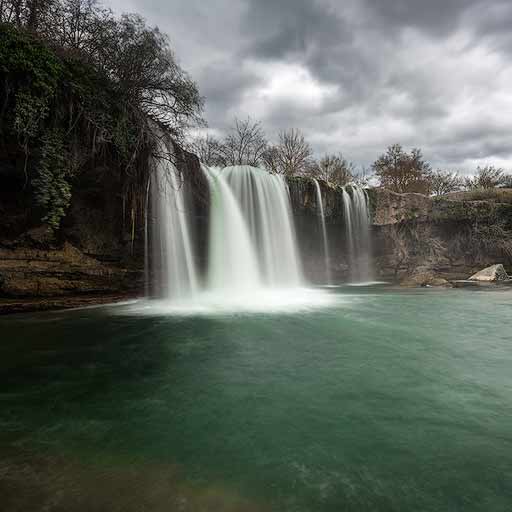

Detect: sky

[107,0,512,173]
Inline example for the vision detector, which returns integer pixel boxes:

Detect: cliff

[0,143,205,311]
[0,22,208,312]
[368,188,512,283]
[288,177,512,284]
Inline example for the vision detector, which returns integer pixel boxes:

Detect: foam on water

[117,287,338,316]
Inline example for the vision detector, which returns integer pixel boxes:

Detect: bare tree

[219,117,268,167]
[465,165,508,189]
[41,0,108,51]
[261,145,280,173]
[110,15,204,141]
[430,170,463,196]
[352,166,373,187]
[1,0,25,25]
[2,2,204,143]
[502,173,512,188]
[372,144,432,194]
[308,153,355,186]
[1,0,55,27]
[271,128,313,176]
[191,134,226,167]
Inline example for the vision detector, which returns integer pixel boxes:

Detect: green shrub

[32,129,72,229]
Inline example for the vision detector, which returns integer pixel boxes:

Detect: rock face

[0,242,140,298]
[287,177,512,285]
[468,264,510,282]
[0,143,205,309]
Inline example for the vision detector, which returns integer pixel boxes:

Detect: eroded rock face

[468,264,509,282]
[287,177,512,285]
[367,189,432,226]
[0,242,141,298]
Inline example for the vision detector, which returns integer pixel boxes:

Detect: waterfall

[222,166,303,287]
[204,166,262,291]
[147,144,199,300]
[140,159,336,313]
[342,185,373,283]
[313,179,332,285]
[144,178,151,298]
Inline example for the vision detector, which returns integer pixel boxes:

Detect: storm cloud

[107,0,512,172]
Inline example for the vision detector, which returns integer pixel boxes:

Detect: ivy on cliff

[1,23,111,228]
[32,128,71,229]
[0,5,204,232]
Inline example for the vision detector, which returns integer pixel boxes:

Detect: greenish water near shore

[1,287,512,511]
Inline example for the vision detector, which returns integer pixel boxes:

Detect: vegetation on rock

[1,1,203,231]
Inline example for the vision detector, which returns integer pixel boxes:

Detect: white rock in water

[468,264,510,282]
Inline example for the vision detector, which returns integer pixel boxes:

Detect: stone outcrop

[367,189,432,226]
[0,242,140,298]
[399,272,451,288]
[468,264,510,282]
[371,193,512,283]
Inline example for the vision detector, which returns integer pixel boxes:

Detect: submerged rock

[468,264,509,282]
[400,272,451,288]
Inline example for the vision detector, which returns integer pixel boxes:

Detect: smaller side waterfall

[144,178,151,298]
[148,144,199,300]
[313,179,332,285]
[342,185,373,283]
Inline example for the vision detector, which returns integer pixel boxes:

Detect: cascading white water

[342,185,373,283]
[148,143,199,300]
[140,160,335,314]
[313,179,332,285]
[221,166,303,287]
[144,178,151,298]
[204,166,262,291]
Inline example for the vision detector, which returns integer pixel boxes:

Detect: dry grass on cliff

[443,188,512,204]
[447,221,512,265]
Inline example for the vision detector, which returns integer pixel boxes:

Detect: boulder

[400,272,451,288]
[468,264,509,282]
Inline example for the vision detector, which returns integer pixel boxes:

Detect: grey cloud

[106,0,512,172]
[362,0,484,35]
[242,0,350,60]
[196,61,262,119]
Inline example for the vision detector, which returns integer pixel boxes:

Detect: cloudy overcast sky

[107,0,512,173]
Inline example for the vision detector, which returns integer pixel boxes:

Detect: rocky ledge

[0,230,142,313]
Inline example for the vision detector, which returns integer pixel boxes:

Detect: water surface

[1,287,511,511]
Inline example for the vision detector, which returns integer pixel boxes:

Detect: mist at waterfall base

[143,163,343,314]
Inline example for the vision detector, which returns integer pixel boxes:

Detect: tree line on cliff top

[1,1,511,235]
[193,117,512,195]
[1,0,203,138]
